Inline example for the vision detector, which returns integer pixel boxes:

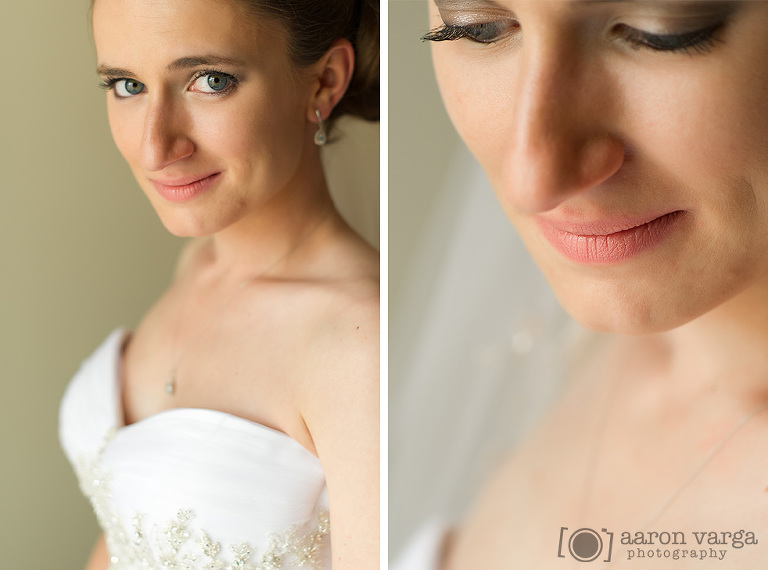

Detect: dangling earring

[314,109,327,146]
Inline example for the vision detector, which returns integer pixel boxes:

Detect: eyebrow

[97,55,246,77]
[166,55,246,71]
[433,0,506,8]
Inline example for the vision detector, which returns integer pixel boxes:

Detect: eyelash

[189,69,240,94]
[98,69,240,97]
[423,21,725,55]
[98,77,128,91]
[422,22,517,44]
[619,22,724,55]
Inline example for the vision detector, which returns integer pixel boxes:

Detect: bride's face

[93,0,315,237]
[429,0,768,334]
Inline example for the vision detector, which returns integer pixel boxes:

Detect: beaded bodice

[60,329,331,569]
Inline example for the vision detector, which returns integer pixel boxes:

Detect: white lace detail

[75,429,331,569]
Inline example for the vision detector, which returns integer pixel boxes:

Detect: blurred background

[389,0,459,310]
[0,2,378,567]
[389,0,572,561]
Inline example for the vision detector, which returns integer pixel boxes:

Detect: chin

[561,297,692,336]
[162,225,208,239]
[550,275,739,336]
[140,183,241,238]
[152,210,227,238]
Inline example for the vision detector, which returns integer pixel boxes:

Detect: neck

[669,280,768,374]
[209,147,334,280]
[624,278,768,401]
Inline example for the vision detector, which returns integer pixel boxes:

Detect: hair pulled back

[91,0,380,122]
[236,0,380,123]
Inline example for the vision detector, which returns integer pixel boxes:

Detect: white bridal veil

[390,144,581,554]
[389,1,584,560]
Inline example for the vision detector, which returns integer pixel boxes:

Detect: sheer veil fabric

[390,144,585,559]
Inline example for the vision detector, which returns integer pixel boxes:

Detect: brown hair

[233,0,380,123]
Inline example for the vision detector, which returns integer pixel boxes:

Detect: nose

[139,94,194,172]
[501,38,625,214]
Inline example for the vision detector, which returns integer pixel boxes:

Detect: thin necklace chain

[638,400,768,530]
[165,206,332,396]
[593,398,768,569]
[579,379,768,533]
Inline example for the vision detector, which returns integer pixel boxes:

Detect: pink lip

[537,210,687,264]
[150,172,221,203]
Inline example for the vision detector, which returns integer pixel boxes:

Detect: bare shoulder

[292,229,380,568]
[293,226,380,406]
[310,273,380,382]
[304,240,379,379]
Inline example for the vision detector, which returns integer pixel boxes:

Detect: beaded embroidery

[75,429,330,569]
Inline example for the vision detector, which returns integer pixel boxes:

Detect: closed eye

[422,20,519,44]
[616,21,725,55]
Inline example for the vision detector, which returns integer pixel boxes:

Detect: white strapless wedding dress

[60,329,331,569]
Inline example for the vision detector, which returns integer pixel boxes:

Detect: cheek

[197,106,268,163]
[434,49,517,186]
[107,103,142,165]
[626,71,768,197]
[197,91,306,186]
[621,53,768,262]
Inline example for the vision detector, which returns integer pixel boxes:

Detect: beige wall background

[389,0,465,554]
[389,0,460,315]
[0,3,378,567]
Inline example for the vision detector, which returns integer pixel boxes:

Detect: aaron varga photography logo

[558,527,614,562]
[558,527,758,563]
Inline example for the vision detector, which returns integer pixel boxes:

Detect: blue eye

[98,78,145,98]
[115,79,145,97]
[207,75,229,91]
[191,72,237,94]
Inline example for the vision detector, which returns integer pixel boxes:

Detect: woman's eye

[191,72,235,94]
[113,79,145,98]
[617,22,724,54]
[423,20,518,44]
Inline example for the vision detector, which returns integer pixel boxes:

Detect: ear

[307,38,355,124]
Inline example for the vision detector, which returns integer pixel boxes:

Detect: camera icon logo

[557,527,614,562]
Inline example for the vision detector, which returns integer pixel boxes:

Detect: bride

[397,0,768,568]
[59,0,379,568]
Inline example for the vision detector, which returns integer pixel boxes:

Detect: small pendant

[165,372,176,395]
